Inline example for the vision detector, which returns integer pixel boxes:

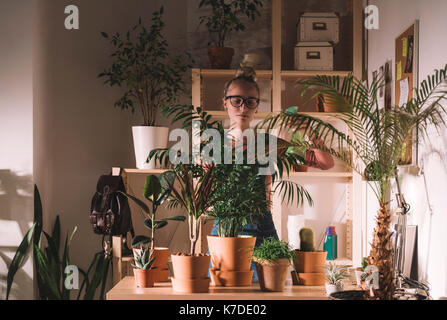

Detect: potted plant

[355,256,370,286]
[132,245,156,288]
[252,237,294,292]
[198,0,264,69]
[207,164,270,286]
[285,131,308,172]
[324,262,350,295]
[261,64,447,299]
[98,6,193,169]
[120,174,186,282]
[291,227,327,286]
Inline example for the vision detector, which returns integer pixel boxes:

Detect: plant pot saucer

[171,277,211,293]
[210,269,253,287]
[290,270,325,286]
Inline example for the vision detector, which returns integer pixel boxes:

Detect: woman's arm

[305,137,334,170]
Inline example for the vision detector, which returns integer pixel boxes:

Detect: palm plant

[259,64,447,299]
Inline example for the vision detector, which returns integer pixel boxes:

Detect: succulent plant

[325,262,349,285]
[132,245,156,270]
[299,227,315,252]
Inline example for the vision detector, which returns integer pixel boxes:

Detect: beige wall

[33,0,190,298]
[367,0,447,299]
[0,0,34,300]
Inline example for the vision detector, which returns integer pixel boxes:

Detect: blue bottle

[324,226,338,260]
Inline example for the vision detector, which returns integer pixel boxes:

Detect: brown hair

[223,66,260,97]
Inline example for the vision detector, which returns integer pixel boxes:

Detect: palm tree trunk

[369,203,395,300]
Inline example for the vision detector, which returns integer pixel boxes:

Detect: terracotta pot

[318,94,347,113]
[254,258,290,292]
[207,235,256,272]
[291,164,308,172]
[153,247,169,282]
[171,254,210,280]
[210,269,254,287]
[133,268,156,288]
[208,47,235,69]
[171,277,211,293]
[297,272,325,286]
[293,250,327,273]
[133,247,170,282]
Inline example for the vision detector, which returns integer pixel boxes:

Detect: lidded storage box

[299,12,339,44]
[294,42,333,71]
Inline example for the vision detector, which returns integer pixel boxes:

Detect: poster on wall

[395,21,419,165]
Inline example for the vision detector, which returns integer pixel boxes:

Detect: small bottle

[324,226,338,260]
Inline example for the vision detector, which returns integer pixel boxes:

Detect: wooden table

[106,276,343,300]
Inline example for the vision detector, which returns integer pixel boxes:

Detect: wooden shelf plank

[199,69,272,78]
[288,171,353,178]
[203,110,343,120]
[281,70,352,79]
[124,169,168,174]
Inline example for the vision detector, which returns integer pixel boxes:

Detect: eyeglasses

[225,95,260,109]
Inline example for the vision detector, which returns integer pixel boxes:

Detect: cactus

[299,227,315,252]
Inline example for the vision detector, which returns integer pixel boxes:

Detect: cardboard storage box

[294,42,333,71]
[299,12,339,44]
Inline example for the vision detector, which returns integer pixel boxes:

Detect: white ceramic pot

[325,282,344,295]
[241,53,262,69]
[132,126,169,169]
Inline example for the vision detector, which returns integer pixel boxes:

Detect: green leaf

[34,244,63,300]
[101,32,109,38]
[6,222,36,300]
[144,175,162,203]
[158,215,186,222]
[131,235,152,248]
[118,191,150,213]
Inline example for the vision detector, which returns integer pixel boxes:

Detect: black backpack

[89,168,134,237]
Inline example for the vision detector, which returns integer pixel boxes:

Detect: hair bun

[235,66,257,82]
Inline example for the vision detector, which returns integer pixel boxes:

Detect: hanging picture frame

[395,21,419,166]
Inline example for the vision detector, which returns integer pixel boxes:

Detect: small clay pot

[210,269,254,287]
[171,254,210,280]
[293,250,327,273]
[291,164,308,172]
[208,47,235,69]
[254,258,290,292]
[133,268,156,288]
[207,235,256,272]
[133,247,170,282]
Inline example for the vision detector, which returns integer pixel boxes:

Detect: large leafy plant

[98,6,193,126]
[208,164,269,237]
[260,64,447,299]
[6,186,111,300]
[119,174,186,252]
[198,0,264,47]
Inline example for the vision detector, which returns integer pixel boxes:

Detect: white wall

[0,0,34,300]
[367,0,447,299]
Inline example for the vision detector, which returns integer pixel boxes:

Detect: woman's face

[223,81,259,130]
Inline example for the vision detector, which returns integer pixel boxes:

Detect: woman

[210,67,334,278]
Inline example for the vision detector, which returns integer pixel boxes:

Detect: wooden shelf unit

[191,0,364,267]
